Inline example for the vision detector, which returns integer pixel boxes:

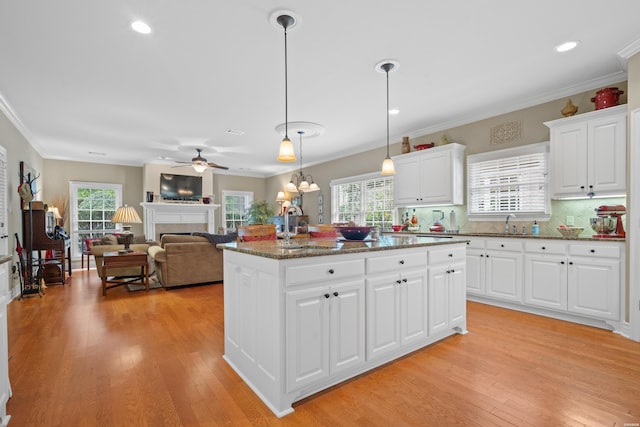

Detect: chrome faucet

[505,214,516,234]
[283,206,298,246]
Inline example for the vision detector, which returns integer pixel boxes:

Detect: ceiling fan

[173,148,229,172]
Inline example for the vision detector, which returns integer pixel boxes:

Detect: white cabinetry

[365,251,428,360]
[469,238,523,303]
[393,143,465,207]
[428,246,467,335]
[524,241,568,311]
[545,105,626,199]
[286,278,365,392]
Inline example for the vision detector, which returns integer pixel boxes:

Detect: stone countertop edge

[217,236,469,260]
[386,231,625,242]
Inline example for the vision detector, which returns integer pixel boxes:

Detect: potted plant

[245,200,274,225]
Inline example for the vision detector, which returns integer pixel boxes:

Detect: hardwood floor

[6,269,640,426]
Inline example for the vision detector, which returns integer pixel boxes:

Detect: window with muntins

[222,190,253,232]
[331,172,395,228]
[467,142,550,220]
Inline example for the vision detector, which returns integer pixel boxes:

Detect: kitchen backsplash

[399,196,627,237]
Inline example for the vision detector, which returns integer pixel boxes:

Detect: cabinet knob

[500,244,504,248]
[589,185,593,189]
[399,260,405,265]
[328,269,335,274]
[486,254,490,258]
[448,253,453,257]
[569,261,573,265]
[396,279,402,284]
[466,242,470,245]
[333,291,339,297]
[590,249,595,253]
[451,268,455,273]
[560,261,565,265]
[402,278,408,283]
[324,293,330,299]
[541,246,546,250]
[480,254,484,257]
[580,185,585,190]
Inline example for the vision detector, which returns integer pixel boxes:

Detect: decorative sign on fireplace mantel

[140,202,219,241]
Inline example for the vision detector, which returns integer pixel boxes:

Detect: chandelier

[286,131,319,194]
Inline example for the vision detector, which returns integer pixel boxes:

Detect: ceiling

[1,1,639,178]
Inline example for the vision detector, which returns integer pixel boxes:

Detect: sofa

[147,233,236,288]
[90,234,159,278]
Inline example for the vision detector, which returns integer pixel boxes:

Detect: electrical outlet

[566,216,575,226]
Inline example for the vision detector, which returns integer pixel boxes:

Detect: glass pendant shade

[286,181,297,192]
[298,180,310,192]
[308,182,320,192]
[278,136,296,162]
[192,163,208,173]
[381,156,396,175]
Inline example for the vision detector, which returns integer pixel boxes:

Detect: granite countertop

[217,235,469,260]
[385,231,625,242]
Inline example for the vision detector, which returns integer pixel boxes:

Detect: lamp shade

[48,206,62,220]
[276,191,286,202]
[111,205,142,225]
[381,156,396,175]
[278,137,296,162]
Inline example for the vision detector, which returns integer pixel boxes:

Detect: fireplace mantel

[140,202,219,240]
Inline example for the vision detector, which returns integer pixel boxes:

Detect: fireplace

[140,202,219,241]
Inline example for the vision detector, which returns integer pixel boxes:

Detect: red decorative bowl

[414,143,435,151]
[392,225,403,232]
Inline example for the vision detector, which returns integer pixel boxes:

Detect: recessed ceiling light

[225,128,245,136]
[389,109,399,115]
[131,20,152,34]
[555,40,579,53]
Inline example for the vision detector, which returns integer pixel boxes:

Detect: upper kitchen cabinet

[545,105,626,199]
[393,143,465,207]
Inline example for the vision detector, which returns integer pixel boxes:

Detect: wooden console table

[101,251,149,296]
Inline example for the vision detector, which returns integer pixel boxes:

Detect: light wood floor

[6,269,640,426]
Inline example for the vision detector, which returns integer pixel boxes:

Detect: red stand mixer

[590,205,626,238]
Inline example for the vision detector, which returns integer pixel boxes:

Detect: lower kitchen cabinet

[568,253,620,321]
[365,251,429,360]
[286,279,365,392]
[524,241,568,311]
[428,246,467,335]
[466,238,523,303]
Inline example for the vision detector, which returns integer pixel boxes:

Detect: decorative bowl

[336,226,375,240]
[392,225,404,232]
[414,143,435,151]
[557,227,584,238]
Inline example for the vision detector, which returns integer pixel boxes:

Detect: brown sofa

[147,233,235,288]
[90,234,158,278]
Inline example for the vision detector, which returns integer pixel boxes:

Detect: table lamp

[111,204,142,253]
[276,191,287,215]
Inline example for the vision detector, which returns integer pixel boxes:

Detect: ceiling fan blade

[207,162,229,170]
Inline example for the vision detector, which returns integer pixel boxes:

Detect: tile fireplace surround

[140,202,219,241]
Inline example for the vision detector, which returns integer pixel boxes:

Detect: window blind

[467,143,549,217]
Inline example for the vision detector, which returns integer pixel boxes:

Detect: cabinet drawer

[366,251,427,274]
[287,259,365,286]
[486,239,523,252]
[465,238,485,249]
[428,245,466,264]
[524,240,567,255]
[569,243,621,259]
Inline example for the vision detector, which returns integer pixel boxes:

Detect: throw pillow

[101,234,119,245]
[192,232,238,245]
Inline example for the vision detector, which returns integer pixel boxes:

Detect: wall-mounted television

[160,173,203,201]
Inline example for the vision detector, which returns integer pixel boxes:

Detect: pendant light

[377,61,398,175]
[276,14,297,162]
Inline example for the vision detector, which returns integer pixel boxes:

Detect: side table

[101,251,149,296]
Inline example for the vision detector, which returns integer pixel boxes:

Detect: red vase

[591,87,624,110]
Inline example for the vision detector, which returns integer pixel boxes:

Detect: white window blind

[467,142,549,219]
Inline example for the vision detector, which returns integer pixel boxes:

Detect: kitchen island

[217,235,468,417]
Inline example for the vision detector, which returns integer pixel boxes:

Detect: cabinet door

[286,286,330,392]
[568,257,620,321]
[524,254,567,311]
[418,150,452,204]
[550,122,589,198]
[448,262,466,328]
[428,265,449,335]
[466,249,485,295]
[588,113,626,196]
[393,156,422,205]
[400,270,428,345]
[485,251,523,302]
[330,280,365,376]
[366,274,401,359]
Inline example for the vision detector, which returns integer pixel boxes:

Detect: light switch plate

[566,216,575,226]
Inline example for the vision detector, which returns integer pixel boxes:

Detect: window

[69,182,122,258]
[467,142,549,220]
[222,190,253,232]
[330,172,395,228]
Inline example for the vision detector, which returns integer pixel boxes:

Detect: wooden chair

[236,225,277,242]
[82,238,100,270]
